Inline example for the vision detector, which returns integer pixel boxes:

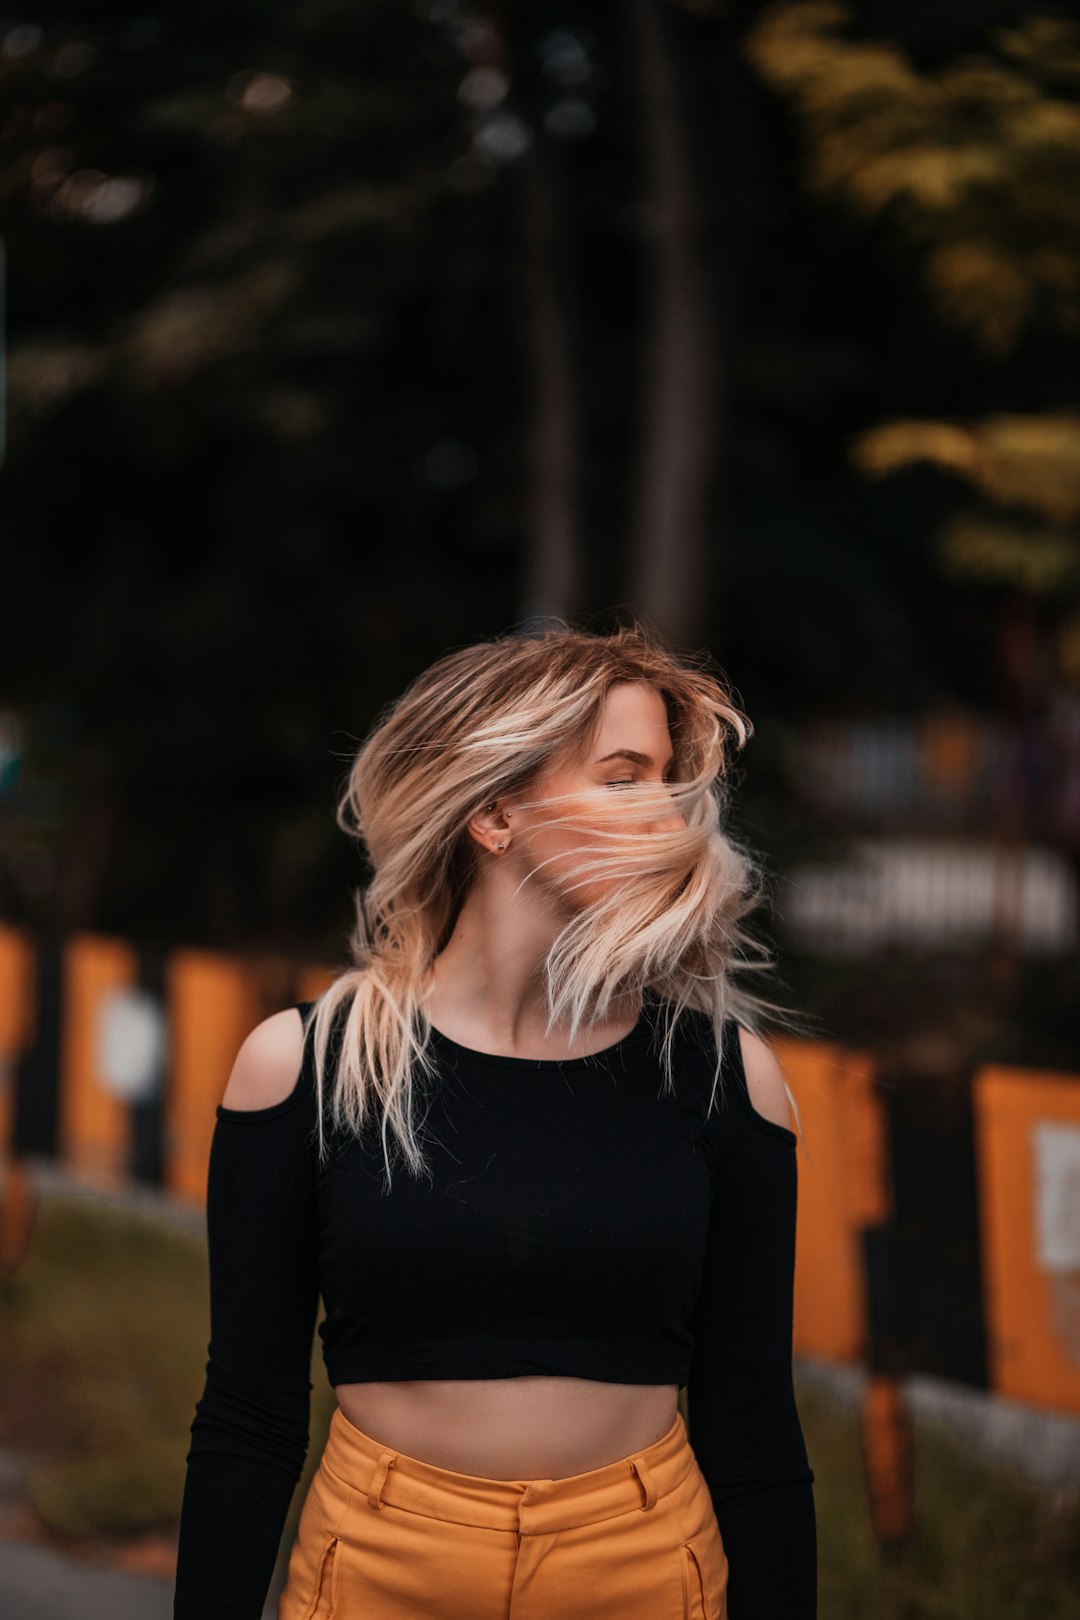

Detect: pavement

[0,1539,179,1620]
[0,1527,286,1620]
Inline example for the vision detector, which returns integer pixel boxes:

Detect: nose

[652,803,686,835]
[655,814,685,835]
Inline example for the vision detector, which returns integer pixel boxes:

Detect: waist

[322,1394,694,1533]
[333,1375,680,1482]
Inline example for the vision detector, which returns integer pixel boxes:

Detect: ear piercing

[486,801,509,853]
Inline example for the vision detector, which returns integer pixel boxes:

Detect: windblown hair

[306,620,808,1190]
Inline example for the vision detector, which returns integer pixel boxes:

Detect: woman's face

[504,680,687,913]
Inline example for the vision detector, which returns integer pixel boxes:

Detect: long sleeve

[685,1019,817,1620]
[173,1024,321,1620]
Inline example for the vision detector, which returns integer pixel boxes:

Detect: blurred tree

[744,6,1080,360]
[745,1,1080,995]
[0,0,1075,963]
[0,1,494,948]
[851,411,1080,664]
[626,0,717,648]
[745,3,1080,687]
[460,6,586,625]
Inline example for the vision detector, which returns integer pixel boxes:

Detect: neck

[425,877,639,1055]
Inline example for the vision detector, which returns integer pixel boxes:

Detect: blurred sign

[94,986,165,1103]
[784,837,1077,953]
[974,1066,1080,1413]
[1033,1122,1080,1272]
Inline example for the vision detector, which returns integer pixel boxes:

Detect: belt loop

[366,1449,397,1510]
[629,1454,657,1510]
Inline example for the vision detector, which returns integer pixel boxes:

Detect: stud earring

[497,842,505,851]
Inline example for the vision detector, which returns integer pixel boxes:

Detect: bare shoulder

[736,1025,794,1134]
[220,1007,306,1111]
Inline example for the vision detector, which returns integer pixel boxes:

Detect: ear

[465,802,511,853]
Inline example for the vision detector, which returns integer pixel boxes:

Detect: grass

[0,1189,339,1550]
[1,1191,1077,1618]
[791,1375,1080,1620]
[0,1193,208,1537]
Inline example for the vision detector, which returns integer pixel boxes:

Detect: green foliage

[746,4,1080,679]
[0,1187,339,1542]
[794,1374,1080,1620]
[850,411,1080,626]
[745,5,1080,356]
[28,1432,187,1538]
[0,1194,208,1536]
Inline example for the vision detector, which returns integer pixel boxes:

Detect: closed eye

[606,777,675,789]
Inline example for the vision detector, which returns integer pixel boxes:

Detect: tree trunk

[519,134,583,626]
[627,0,717,649]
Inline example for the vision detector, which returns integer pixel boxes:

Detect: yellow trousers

[279,1403,728,1620]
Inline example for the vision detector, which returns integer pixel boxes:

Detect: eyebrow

[596,749,675,772]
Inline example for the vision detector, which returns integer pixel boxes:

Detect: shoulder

[664,1005,795,1137]
[220,1006,308,1112]
[734,1025,794,1135]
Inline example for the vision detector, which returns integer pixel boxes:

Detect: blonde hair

[306,619,809,1190]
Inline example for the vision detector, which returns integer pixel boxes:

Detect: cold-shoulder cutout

[734,1024,797,1143]
[218,1006,308,1118]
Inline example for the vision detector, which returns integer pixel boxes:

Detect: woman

[173,621,816,1620]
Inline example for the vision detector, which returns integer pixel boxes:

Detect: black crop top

[173,998,816,1619]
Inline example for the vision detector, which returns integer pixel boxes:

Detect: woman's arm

[174,1007,321,1620]
[685,1020,817,1620]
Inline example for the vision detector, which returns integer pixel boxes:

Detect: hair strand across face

[304,619,808,1190]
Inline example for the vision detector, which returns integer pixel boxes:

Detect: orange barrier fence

[61,934,139,1189]
[774,1036,879,1363]
[166,948,266,1205]
[164,948,339,1202]
[0,924,34,1162]
[974,1065,1080,1414]
[0,924,339,1204]
[777,1035,917,1544]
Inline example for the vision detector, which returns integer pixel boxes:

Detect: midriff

[335,1377,680,1481]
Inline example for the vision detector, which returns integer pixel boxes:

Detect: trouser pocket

[681,1536,728,1620]
[301,1532,339,1620]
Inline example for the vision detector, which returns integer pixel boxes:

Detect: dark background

[1,0,1077,1080]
